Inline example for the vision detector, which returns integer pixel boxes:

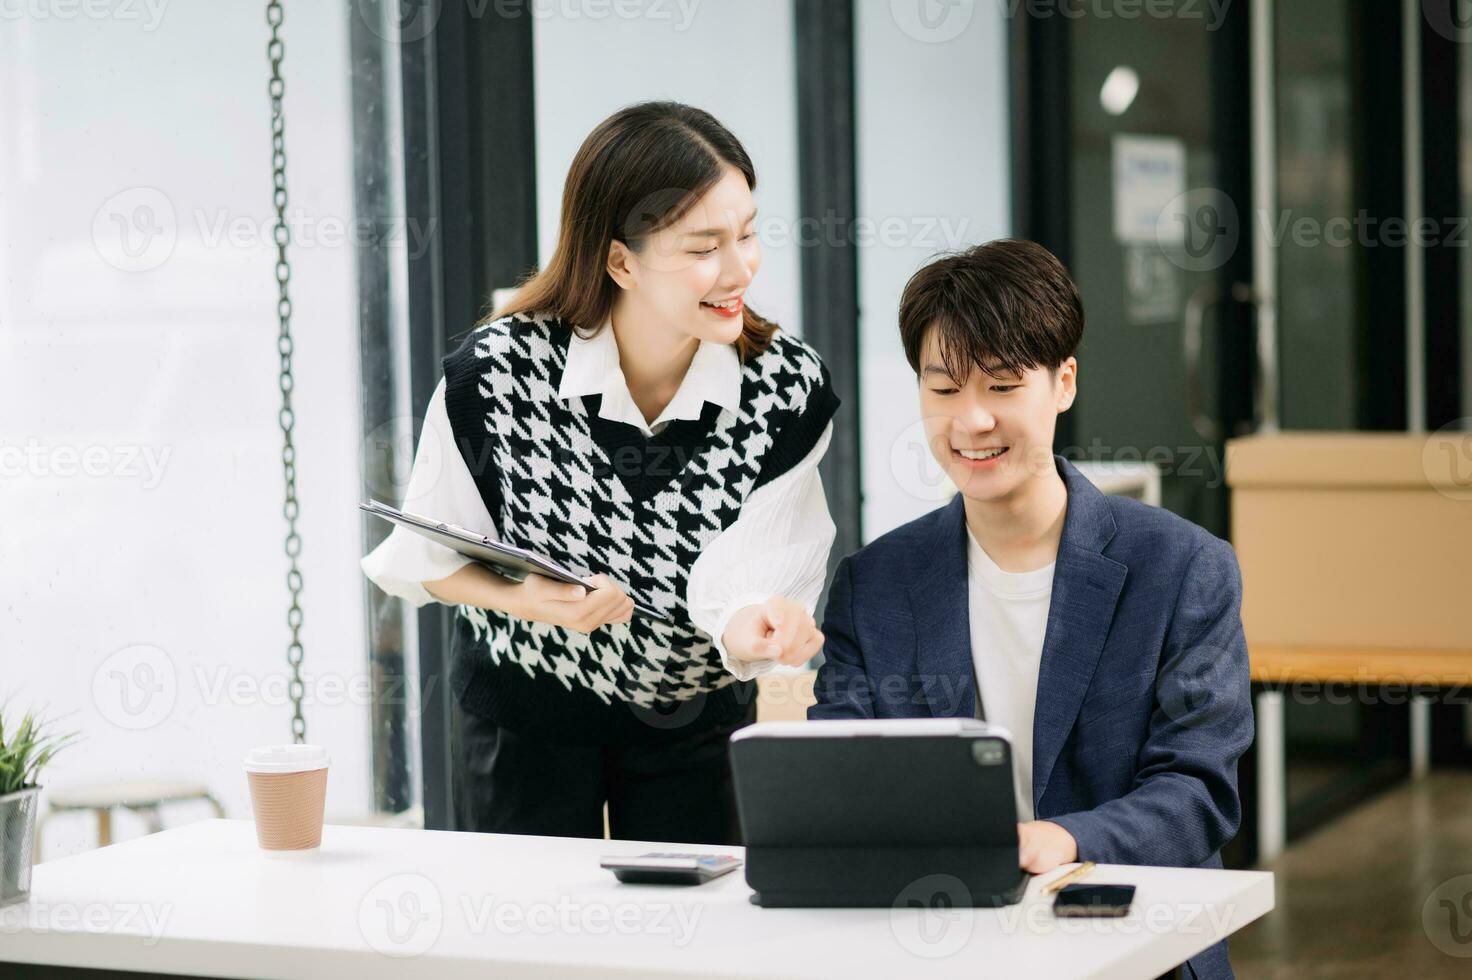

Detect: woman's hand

[424,565,633,634]
[1017,820,1078,874]
[721,596,824,667]
[513,573,634,634]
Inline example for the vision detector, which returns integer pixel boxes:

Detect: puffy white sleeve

[359,377,498,608]
[685,421,836,681]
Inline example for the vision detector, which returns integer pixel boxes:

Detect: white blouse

[360,324,836,682]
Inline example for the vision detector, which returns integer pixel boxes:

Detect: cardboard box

[1226,431,1472,650]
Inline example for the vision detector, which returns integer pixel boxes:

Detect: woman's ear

[606,240,638,291]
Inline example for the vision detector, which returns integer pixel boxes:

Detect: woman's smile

[700,295,744,318]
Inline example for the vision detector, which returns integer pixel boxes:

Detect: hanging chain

[267,0,306,744]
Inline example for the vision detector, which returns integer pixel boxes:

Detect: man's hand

[721,596,824,667]
[1017,820,1078,874]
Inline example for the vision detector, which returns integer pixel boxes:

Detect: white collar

[557,317,742,436]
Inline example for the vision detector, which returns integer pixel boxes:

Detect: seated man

[811,239,1252,980]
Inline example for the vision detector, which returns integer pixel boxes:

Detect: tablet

[731,718,1016,741]
[730,718,1028,908]
[360,500,669,621]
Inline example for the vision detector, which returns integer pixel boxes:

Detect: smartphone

[1052,883,1136,917]
[599,853,742,885]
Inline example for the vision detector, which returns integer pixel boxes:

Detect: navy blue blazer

[811,457,1253,980]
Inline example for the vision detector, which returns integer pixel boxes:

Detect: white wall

[855,0,1013,540]
[531,0,1013,539]
[1,2,373,860]
[531,0,802,335]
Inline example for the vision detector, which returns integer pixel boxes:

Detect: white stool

[38,780,225,852]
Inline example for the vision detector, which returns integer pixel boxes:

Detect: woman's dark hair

[492,101,777,359]
[898,239,1084,380]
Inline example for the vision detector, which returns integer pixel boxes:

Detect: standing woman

[362,102,839,845]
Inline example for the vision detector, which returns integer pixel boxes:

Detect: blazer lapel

[907,495,977,719]
[1031,459,1128,809]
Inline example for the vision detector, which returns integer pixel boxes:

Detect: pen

[1040,860,1097,896]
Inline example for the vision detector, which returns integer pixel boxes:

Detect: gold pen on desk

[1039,860,1097,896]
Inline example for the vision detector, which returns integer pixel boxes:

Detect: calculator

[599,852,743,885]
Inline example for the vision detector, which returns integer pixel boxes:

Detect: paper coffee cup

[244,744,330,858]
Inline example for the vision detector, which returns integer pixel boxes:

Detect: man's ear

[607,240,638,291]
[1055,357,1078,413]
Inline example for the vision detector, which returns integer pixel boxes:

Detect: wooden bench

[1250,645,1472,860]
[1251,646,1472,686]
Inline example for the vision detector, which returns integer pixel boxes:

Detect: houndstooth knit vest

[441,311,838,744]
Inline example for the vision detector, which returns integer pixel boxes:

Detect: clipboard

[360,500,670,622]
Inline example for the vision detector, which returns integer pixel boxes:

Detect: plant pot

[0,785,41,907]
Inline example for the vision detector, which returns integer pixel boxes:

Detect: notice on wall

[1123,246,1182,325]
[1112,135,1187,246]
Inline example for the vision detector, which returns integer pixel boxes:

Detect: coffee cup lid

[244,744,330,774]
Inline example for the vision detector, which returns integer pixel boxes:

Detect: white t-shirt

[965,525,1055,823]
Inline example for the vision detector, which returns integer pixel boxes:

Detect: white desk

[2,819,1273,979]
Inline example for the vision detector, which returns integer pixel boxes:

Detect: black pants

[451,697,756,845]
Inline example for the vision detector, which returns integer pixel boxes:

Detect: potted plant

[0,704,78,906]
